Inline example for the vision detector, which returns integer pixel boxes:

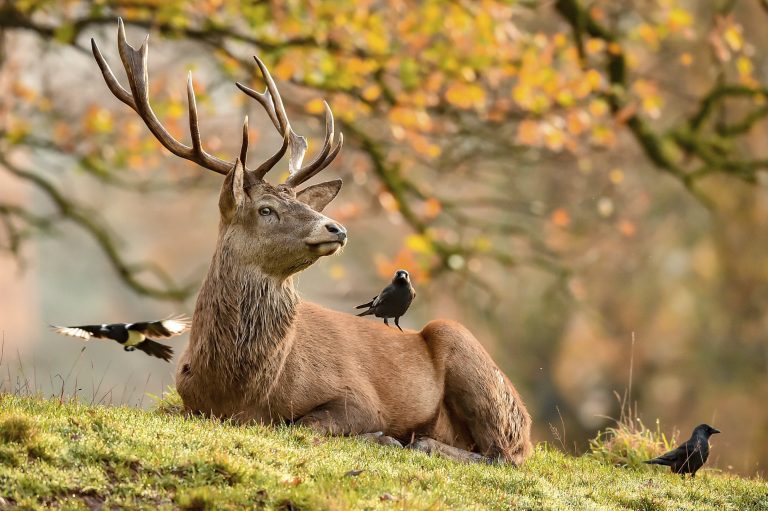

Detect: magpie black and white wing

[50,324,104,341]
[135,339,174,362]
[129,316,190,338]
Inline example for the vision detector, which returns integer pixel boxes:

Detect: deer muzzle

[305,221,347,256]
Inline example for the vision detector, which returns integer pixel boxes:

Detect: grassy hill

[1,394,766,510]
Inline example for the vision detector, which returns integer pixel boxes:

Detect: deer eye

[259,207,273,216]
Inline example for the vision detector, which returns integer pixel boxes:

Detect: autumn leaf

[618,219,636,237]
[666,8,693,31]
[517,119,542,146]
[723,22,744,51]
[550,208,571,228]
[375,248,432,282]
[445,82,486,110]
[405,234,432,254]
[422,198,442,219]
[305,98,326,114]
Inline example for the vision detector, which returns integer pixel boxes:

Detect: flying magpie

[51,317,189,362]
[644,424,720,477]
[355,269,415,332]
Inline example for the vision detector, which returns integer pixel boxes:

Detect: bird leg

[394,317,403,332]
[383,318,390,327]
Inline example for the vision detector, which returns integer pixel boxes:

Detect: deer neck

[190,245,300,396]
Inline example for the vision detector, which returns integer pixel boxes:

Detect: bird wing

[50,324,104,341]
[373,285,397,306]
[355,296,377,309]
[651,444,688,464]
[135,339,174,362]
[129,316,190,339]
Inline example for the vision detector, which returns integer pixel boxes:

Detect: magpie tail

[136,339,174,362]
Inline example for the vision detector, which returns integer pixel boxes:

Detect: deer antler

[91,19,289,177]
[236,56,343,186]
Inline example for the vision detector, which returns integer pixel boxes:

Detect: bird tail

[356,309,374,317]
[136,339,173,362]
[355,301,374,310]
[643,458,671,466]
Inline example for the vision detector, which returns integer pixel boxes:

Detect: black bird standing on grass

[51,317,189,362]
[643,424,720,477]
[355,270,415,332]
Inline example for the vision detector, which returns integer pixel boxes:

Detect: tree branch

[0,155,195,300]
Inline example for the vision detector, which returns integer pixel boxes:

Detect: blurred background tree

[2,0,767,475]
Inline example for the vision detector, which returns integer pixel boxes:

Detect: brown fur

[175,165,533,464]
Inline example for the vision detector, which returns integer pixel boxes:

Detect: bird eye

[259,207,272,216]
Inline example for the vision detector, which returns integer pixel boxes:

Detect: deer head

[91,20,347,279]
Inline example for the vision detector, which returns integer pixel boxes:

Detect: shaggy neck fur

[190,243,300,400]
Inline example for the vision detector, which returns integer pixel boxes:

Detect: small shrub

[0,445,21,466]
[176,487,218,511]
[0,415,36,444]
[0,414,59,462]
[150,387,186,416]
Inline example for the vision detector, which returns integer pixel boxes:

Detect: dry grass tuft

[589,395,678,469]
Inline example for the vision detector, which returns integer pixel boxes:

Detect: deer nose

[325,222,347,241]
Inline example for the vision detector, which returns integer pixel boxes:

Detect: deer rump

[92,20,532,464]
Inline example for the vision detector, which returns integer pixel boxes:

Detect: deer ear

[219,159,246,220]
[296,179,342,212]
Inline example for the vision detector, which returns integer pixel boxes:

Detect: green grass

[1,394,767,510]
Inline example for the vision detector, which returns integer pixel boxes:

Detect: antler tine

[254,127,291,180]
[235,81,281,132]
[290,132,344,186]
[187,71,205,155]
[237,58,343,187]
[91,38,134,108]
[236,55,309,177]
[284,102,340,187]
[92,19,235,175]
[239,115,249,165]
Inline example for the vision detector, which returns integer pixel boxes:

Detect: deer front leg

[295,402,402,447]
[410,437,490,463]
[358,431,403,447]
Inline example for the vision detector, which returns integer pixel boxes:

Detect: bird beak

[712,428,721,434]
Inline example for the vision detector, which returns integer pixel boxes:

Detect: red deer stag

[91,20,532,464]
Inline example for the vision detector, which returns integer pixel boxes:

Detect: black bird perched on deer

[643,424,720,477]
[355,269,415,332]
[51,317,189,362]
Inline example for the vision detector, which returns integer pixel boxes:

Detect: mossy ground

[1,394,766,510]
